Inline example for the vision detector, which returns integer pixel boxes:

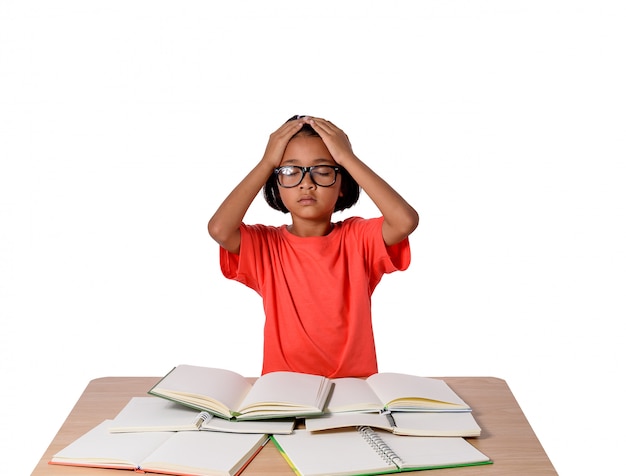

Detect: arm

[306,117,419,246]
[208,118,306,254]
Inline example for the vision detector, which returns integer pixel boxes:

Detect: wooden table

[31,376,557,475]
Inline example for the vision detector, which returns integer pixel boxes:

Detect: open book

[49,419,268,476]
[305,410,481,437]
[109,397,295,434]
[148,365,332,420]
[326,373,471,413]
[272,428,491,476]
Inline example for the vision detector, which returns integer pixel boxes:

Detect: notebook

[109,396,295,434]
[149,365,332,420]
[327,373,471,413]
[305,410,482,437]
[272,427,491,475]
[49,419,269,475]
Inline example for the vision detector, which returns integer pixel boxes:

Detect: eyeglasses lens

[277,166,337,188]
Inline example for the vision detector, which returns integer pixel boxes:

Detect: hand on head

[302,117,354,165]
[263,116,354,168]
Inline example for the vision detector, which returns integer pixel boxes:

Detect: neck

[287,220,334,237]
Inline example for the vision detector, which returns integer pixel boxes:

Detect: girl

[208,115,419,378]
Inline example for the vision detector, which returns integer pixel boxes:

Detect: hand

[304,117,355,165]
[261,118,306,168]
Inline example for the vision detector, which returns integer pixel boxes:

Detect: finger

[305,117,334,136]
[282,117,306,132]
[311,120,348,145]
[313,117,344,136]
[274,119,304,140]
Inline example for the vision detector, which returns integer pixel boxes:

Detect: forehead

[281,136,336,165]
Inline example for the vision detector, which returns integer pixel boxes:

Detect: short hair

[263,115,361,213]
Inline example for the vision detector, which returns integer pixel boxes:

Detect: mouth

[298,196,316,204]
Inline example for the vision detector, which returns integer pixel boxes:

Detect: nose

[299,169,317,188]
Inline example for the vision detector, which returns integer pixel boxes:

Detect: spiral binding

[193,411,211,429]
[357,426,404,468]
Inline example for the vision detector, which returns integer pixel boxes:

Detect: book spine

[357,426,403,468]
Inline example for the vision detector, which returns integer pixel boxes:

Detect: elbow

[411,209,419,233]
[396,208,419,241]
[384,208,419,246]
[207,217,224,244]
[403,208,419,236]
[207,217,240,253]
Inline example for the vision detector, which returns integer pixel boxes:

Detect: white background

[1,1,625,475]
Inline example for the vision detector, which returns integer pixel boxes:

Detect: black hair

[263,115,361,213]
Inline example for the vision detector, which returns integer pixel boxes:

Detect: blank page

[373,431,491,470]
[50,420,172,469]
[273,430,394,476]
[326,377,383,412]
[238,372,330,414]
[141,431,268,475]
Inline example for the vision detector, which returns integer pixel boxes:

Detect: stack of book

[49,365,492,476]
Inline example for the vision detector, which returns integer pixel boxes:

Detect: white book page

[305,412,393,432]
[238,372,328,413]
[366,373,468,409]
[391,411,482,437]
[141,431,268,475]
[107,396,295,434]
[51,420,172,468]
[202,417,295,435]
[273,430,394,476]
[326,377,384,412]
[109,397,201,432]
[376,432,490,469]
[154,365,252,413]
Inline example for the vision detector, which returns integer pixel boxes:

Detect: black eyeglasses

[274,165,340,188]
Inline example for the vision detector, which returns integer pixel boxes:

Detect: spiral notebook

[272,427,491,476]
[108,396,295,434]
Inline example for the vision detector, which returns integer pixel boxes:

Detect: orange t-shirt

[220,216,411,378]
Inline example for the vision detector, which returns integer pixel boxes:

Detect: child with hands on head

[208,115,419,378]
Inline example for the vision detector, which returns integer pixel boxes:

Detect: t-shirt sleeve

[219,223,265,294]
[387,236,411,272]
[348,217,411,291]
[219,244,239,279]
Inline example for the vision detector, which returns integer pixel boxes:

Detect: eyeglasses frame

[274,165,341,188]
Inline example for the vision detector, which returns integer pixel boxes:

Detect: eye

[313,166,333,176]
